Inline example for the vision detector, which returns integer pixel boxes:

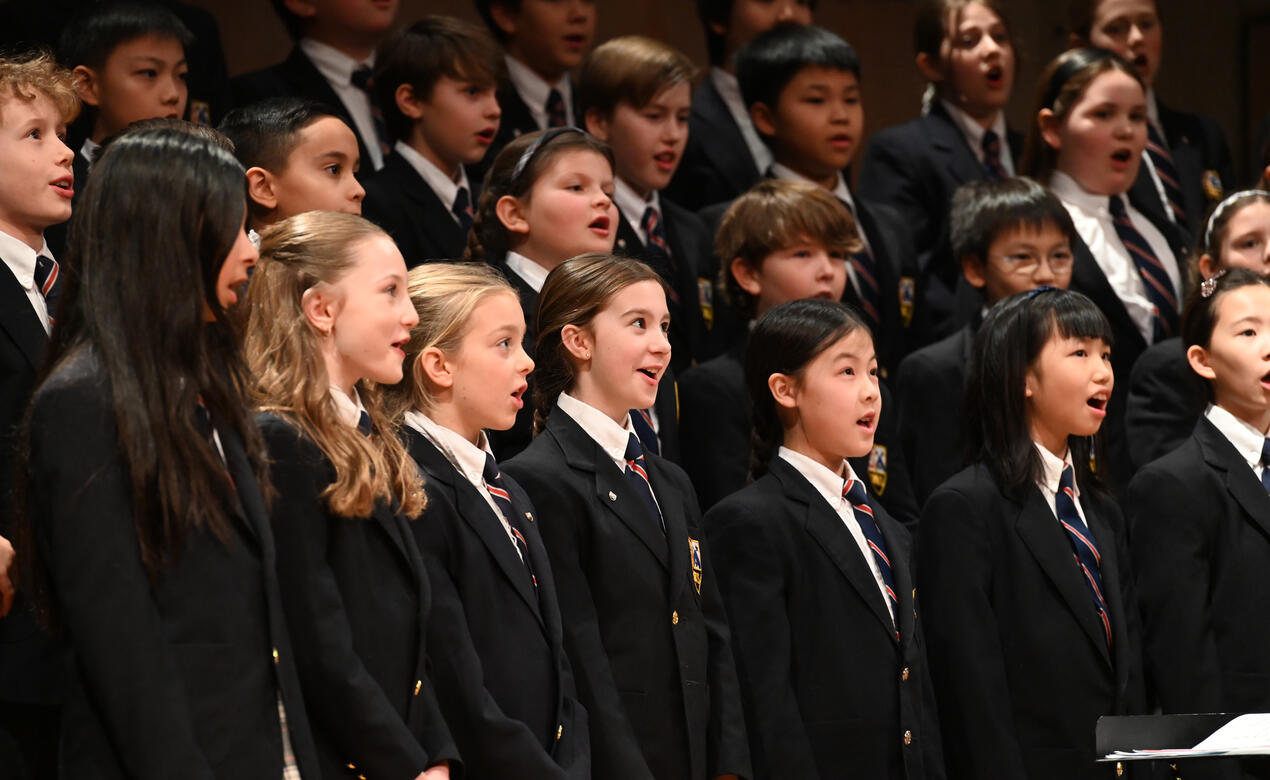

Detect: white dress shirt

[557,391,663,516]
[0,229,54,333]
[778,446,894,625]
[1033,442,1094,535]
[613,177,662,247]
[393,140,470,225]
[710,66,773,176]
[503,251,551,293]
[1205,403,1269,481]
[1050,170,1182,344]
[300,37,383,170]
[329,384,368,429]
[940,100,1015,176]
[505,55,573,131]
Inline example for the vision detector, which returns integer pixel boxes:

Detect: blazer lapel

[878,511,915,647]
[281,47,373,169]
[0,266,48,370]
[1084,497,1130,680]
[393,158,466,259]
[1195,418,1270,542]
[613,213,644,258]
[1071,241,1148,355]
[693,79,760,195]
[926,103,987,186]
[773,459,896,640]
[217,422,261,543]
[1015,489,1113,666]
[646,456,690,607]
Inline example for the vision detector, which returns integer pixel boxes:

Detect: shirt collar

[613,177,660,233]
[1033,440,1075,498]
[557,391,635,465]
[80,137,100,170]
[300,37,371,87]
[940,99,1008,154]
[1049,170,1119,216]
[503,251,551,293]
[1205,403,1267,471]
[393,140,469,209]
[769,162,853,209]
[505,54,570,122]
[329,385,367,429]
[0,229,50,291]
[778,445,865,509]
[710,67,743,115]
[1145,87,1161,134]
[403,409,495,485]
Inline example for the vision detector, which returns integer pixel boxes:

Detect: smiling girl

[1128,269,1270,779]
[704,298,943,779]
[919,288,1149,780]
[244,212,456,780]
[502,253,750,780]
[1021,46,1191,490]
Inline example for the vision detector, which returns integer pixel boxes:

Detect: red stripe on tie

[1081,564,1107,604]
[629,461,650,482]
[488,485,510,501]
[41,264,57,296]
[1138,270,1179,309]
[1060,521,1102,565]
[851,260,879,291]
[868,540,892,568]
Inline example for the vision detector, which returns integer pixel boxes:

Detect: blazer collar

[1195,417,1270,541]
[0,263,47,369]
[925,101,990,186]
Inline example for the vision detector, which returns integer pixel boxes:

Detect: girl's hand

[417,762,450,780]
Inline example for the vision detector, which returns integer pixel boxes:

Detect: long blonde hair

[383,262,519,421]
[244,211,425,519]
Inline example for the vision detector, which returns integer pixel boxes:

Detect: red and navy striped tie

[982,129,1008,181]
[483,452,538,591]
[1056,464,1112,647]
[356,410,373,438]
[34,254,60,327]
[840,201,882,331]
[623,433,665,533]
[1262,439,1270,494]
[1109,195,1178,342]
[640,206,680,304]
[843,478,898,629]
[545,88,568,128]
[1145,124,1187,226]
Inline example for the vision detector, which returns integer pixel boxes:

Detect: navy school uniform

[663,74,762,213]
[857,102,1023,345]
[403,417,589,779]
[486,252,681,463]
[1124,337,1207,469]
[502,398,751,780]
[677,334,921,526]
[894,321,977,505]
[1128,410,1270,780]
[613,189,720,371]
[258,411,458,780]
[704,451,944,780]
[25,352,320,779]
[361,145,479,267]
[919,455,1149,780]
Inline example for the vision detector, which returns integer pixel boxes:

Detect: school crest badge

[898,277,916,327]
[689,537,703,595]
[868,445,888,495]
[697,277,714,329]
[1203,170,1224,202]
[189,100,211,126]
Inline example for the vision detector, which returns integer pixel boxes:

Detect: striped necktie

[350,65,391,158]
[1261,439,1270,494]
[1145,124,1187,226]
[843,478,898,628]
[483,452,538,590]
[545,88,567,128]
[34,254,60,327]
[453,187,474,234]
[623,432,664,533]
[1056,464,1112,647]
[982,129,1008,181]
[640,205,680,304]
[629,407,659,456]
[1108,195,1178,341]
[356,410,373,438]
[840,200,882,331]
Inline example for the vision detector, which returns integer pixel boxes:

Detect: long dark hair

[745,299,868,480]
[20,126,265,591]
[965,287,1112,501]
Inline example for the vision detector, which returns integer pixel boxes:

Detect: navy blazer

[25,354,320,780]
[259,414,457,780]
[858,103,1023,344]
[1124,337,1207,469]
[919,463,1149,780]
[362,152,478,267]
[664,77,761,213]
[231,46,375,179]
[705,456,945,780]
[470,80,575,187]
[1128,418,1270,780]
[895,323,976,504]
[503,408,751,780]
[406,428,589,779]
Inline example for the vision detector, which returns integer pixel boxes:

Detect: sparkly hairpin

[1200,269,1228,298]
[247,229,261,250]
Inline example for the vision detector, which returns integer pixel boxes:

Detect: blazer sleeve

[416,487,569,780]
[918,483,1030,780]
[504,460,657,780]
[704,496,820,779]
[27,380,218,780]
[858,134,934,271]
[677,366,749,511]
[260,420,435,779]
[1124,345,1202,468]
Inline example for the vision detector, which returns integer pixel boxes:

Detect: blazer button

[414,680,422,696]
[608,491,617,502]
[272,648,279,664]
[671,611,679,625]
[346,763,356,770]
[556,724,563,740]
[901,666,910,681]
[525,512,534,523]
[903,730,912,746]
[1116,761,1124,777]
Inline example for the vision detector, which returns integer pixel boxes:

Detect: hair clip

[1024,285,1058,299]
[510,127,585,186]
[247,229,261,250]
[1200,269,1228,298]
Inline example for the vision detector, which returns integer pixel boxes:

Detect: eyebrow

[128,55,187,68]
[1229,315,1266,327]
[834,351,877,362]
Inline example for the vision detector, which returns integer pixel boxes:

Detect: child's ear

[282,0,318,22]
[583,108,610,142]
[495,195,531,237]
[301,285,339,336]
[749,102,777,139]
[395,83,426,120]
[1038,109,1062,151]
[71,65,101,107]
[245,167,279,211]
[1023,367,1037,399]
[915,52,944,85]
[1186,344,1217,381]
[487,0,519,38]
[961,254,988,289]
[1197,253,1219,281]
[767,372,798,410]
[560,323,594,362]
[730,256,764,296]
[417,346,455,390]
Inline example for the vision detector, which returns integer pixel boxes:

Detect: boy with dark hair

[232,0,399,173]
[706,22,916,379]
[471,0,595,174]
[680,179,921,530]
[664,0,813,211]
[361,15,502,267]
[895,177,1078,502]
[578,35,716,371]
[219,96,364,229]
[0,49,79,780]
